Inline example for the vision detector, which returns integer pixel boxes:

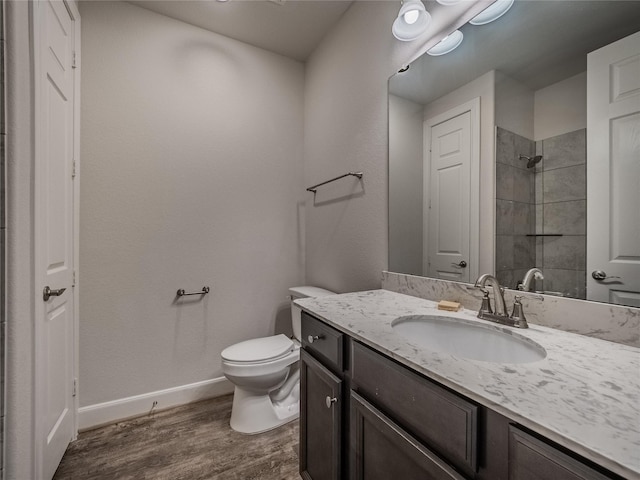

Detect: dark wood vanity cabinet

[300,312,623,480]
[350,390,465,480]
[508,426,618,480]
[300,313,345,480]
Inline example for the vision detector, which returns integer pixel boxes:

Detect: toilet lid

[221,334,294,363]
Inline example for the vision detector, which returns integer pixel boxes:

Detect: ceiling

[390,0,640,105]
[129,0,354,61]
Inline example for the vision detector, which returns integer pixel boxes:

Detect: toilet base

[229,383,300,434]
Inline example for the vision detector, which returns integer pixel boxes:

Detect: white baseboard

[78,376,234,431]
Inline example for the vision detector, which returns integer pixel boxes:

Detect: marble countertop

[295,289,640,479]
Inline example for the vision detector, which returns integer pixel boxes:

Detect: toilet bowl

[221,286,334,434]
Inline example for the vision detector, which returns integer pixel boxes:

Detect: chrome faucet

[474,274,507,316]
[474,274,528,328]
[518,268,544,292]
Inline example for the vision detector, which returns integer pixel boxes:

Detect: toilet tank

[289,286,334,341]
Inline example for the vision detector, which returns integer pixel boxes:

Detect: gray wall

[79,1,305,407]
[388,94,423,276]
[5,1,36,477]
[303,1,487,293]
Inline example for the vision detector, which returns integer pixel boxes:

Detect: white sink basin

[391,315,546,364]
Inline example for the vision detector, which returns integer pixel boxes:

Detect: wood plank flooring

[53,394,300,480]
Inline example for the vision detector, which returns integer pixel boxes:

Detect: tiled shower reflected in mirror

[496,127,587,299]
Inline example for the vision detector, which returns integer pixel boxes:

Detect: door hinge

[72,51,77,69]
[73,378,77,397]
[72,160,77,178]
[73,270,76,287]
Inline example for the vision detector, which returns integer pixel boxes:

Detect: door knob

[307,334,324,344]
[451,261,467,268]
[325,396,338,409]
[591,270,621,281]
[43,286,67,301]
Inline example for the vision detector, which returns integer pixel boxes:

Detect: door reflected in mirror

[388,0,640,307]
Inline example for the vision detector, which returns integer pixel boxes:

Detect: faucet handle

[510,296,528,328]
[478,289,493,316]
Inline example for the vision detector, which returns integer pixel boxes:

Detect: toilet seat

[221,334,294,364]
[221,335,300,379]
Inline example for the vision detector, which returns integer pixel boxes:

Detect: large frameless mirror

[388,0,640,307]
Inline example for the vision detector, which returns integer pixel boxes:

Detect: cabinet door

[300,349,342,480]
[350,391,465,480]
[508,426,614,480]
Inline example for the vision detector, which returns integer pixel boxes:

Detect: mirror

[388,1,640,307]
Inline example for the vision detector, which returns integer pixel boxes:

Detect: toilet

[221,286,334,434]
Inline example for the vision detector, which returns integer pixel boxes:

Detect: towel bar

[176,286,210,297]
[306,172,363,193]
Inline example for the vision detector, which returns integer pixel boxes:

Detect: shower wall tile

[0,41,4,136]
[496,269,514,289]
[543,164,586,203]
[496,200,514,235]
[513,268,534,289]
[544,200,586,235]
[496,127,516,166]
[535,171,543,204]
[535,204,543,235]
[513,167,534,204]
[496,235,514,270]
[543,235,586,270]
[542,129,586,170]
[534,140,544,173]
[0,135,4,229]
[495,127,536,283]
[543,269,587,299]
[512,202,532,235]
[514,132,535,169]
[513,235,535,269]
[496,162,514,200]
[536,237,543,267]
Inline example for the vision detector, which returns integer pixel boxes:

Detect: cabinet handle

[308,334,324,344]
[325,396,337,409]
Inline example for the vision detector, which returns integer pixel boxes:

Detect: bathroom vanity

[296,290,640,480]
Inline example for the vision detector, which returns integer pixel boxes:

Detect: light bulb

[404,9,420,25]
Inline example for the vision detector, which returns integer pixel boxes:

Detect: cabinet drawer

[351,341,478,475]
[302,312,344,373]
[351,391,465,480]
[508,426,615,480]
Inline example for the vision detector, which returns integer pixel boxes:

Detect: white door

[424,100,479,283]
[34,1,79,478]
[587,31,640,307]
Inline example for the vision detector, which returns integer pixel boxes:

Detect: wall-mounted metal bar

[176,286,210,297]
[306,172,363,193]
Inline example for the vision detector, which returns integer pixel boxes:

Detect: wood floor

[53,394,301,480]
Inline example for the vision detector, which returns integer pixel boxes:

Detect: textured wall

[303,1,488,293]
[5,1,36,478]
[534,72,587,141]
[388,94,423,276]
[79,1,305,407]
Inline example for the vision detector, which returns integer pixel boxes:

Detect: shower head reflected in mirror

[519,154,543,168]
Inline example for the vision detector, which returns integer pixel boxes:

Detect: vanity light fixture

[469,0,514,25]
[392,0,431,42]
[427,30,463,56]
